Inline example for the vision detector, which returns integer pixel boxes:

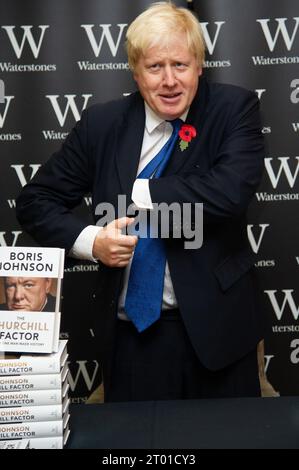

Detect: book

[28,427,70,449]
[0,340,68,376]
[0,412,70,440]
[0,361,68,392]
[0,246,65,353]
[0,397,70,423]
[0,439,29,449]
[0,380,69,408]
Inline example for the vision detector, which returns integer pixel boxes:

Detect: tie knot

[167,118,182,133]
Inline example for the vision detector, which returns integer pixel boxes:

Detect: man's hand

[92,217,138,267]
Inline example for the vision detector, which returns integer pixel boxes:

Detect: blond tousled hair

[126,2,205,71]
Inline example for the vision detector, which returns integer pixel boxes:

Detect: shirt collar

[144,102,188,134]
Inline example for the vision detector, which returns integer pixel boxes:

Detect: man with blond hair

[16,2,265,401]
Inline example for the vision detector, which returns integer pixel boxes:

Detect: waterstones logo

[6,164,41,209]
[265,289,299,334]
[200,21,231,69]
[11,164,40,187]
[0,96,13,128]
[78,23,129,71]
[255,89,271,134]
[247,224,274,268]
[0,25,56,72]
[247,224,269,254]
[0,94,21,141]
[43,94,92,139]
[253,18,299,66]
[265,157,299,188]
[265,289,299,320]
[84,196,92,207]
[256,157,299,202]
[0,232,22,247]
[64,263,99,273]
[0,80,4,103]
[292,122,299,133]
[264,355,275,374]
[255,89,266,100]
[67,360,99,393]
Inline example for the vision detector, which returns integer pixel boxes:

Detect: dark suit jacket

[16,78,265,390]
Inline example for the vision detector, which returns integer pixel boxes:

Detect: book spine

[0,361,61,376]
[0,419,65,439]
[0,341,67,375]
[0,389,65,408]
[28,433,68,449]
[0,439,29,449]
[51,311,61,353]
[0,403,64,423]
[0,372,64,391]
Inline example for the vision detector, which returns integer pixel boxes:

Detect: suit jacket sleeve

[16,108,93,251]
[149,89,264,223]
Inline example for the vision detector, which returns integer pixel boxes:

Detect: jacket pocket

[214,250,256,292]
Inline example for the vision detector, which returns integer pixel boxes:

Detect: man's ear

[133,63,140,82]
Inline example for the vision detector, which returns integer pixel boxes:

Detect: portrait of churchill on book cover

[0,276,56,312]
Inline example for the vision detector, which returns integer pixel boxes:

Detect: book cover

[0,247,65,353]
[0,339,67,376]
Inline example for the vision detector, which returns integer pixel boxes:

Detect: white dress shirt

[70,103,188,319]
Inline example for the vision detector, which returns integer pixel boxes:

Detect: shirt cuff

[132,179,153,209]
[69,225,102,262]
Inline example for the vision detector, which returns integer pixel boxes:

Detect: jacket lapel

[115,93,145,200]
[163,77,209,176]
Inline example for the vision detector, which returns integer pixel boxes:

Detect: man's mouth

[11,304,29,310]
[159,92,182,103]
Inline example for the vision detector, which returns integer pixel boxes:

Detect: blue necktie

[124,119,181,332]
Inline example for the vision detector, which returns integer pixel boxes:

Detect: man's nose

[14,286,25,300]
[163,66,177,87]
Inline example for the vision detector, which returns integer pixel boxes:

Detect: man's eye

[175,63,186,69]
[149,64,160,70]
[24,283,34,288]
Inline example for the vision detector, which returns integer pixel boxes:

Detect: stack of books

[0,246,70,449]
[0,340,70,449]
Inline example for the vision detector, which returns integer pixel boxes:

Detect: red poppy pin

[178,124,197,151]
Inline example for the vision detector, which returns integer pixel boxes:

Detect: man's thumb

[112,217,135,230]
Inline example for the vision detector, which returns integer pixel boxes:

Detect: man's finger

[115,235,138,247]
[110,217,135,230]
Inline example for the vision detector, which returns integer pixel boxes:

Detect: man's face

[4,277,51,312]
[133,32,202,120]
